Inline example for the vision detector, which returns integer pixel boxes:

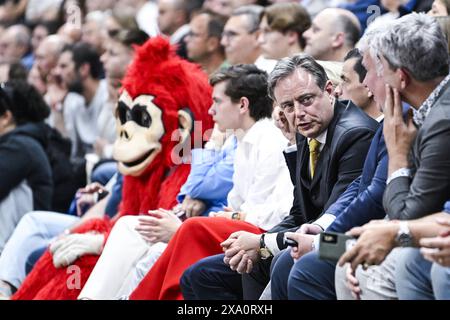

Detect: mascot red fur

[12,37,213,300]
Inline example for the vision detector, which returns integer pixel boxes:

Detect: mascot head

[113,37,213,177]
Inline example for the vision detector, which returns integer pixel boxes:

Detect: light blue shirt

[177,136,237,214]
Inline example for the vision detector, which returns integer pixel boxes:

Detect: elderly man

[337,12,450,300]
[32,35,66,85]
[0,24,33,70]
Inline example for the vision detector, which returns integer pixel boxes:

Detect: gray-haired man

[337,12,450,300]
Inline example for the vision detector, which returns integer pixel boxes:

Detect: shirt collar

[240,118,270,145]
[308,129,327,145]
[376,114,385,123]
[307,129,327,152]
[413,73,450,126]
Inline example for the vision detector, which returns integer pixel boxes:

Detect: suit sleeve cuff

[264,233,281,256]
[313,213,336,231]
[284,144,297,153]
[387,167,412,185]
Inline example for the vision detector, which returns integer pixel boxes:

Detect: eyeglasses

[221,27,258,40]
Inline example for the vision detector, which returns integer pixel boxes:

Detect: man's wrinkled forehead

[280,68,317,92]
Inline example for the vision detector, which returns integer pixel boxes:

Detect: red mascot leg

[12,218,111,300]
[129,217,265,300]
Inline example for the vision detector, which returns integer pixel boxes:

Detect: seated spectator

[185,10,227,76]
[335,48,383,120]
[157,0,202,59]
[336,13,450,300]
[221,5,277,73]
[257,2,311,60]
[81,11,107,55]
[30,35,66,94]
[303,8,361,62]
[87,28,149,185]
[0,24,34,70]
[45,42,109,162]
[0,80,52,254]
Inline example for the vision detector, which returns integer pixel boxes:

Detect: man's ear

[0,110,14,127]
[367,87,374,98]
[206,36,220,53]
[286,30,299,47]
[239,96,250,115]
[178,108,194,146]
[324,80,335,96]
[398,68,410,90]
[331,32,345,49]
[79,63,90,79]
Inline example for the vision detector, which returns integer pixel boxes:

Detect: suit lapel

[296,134,310,188]
[309,100,345,189]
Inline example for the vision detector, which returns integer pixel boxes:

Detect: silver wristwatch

[396,221,413,247]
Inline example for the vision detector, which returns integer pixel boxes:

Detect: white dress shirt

[227,118,293,231]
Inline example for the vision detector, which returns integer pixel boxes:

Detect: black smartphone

[318,231,356,262]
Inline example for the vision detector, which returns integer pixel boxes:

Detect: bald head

[303,8,361,61]
[331,8,361,48]
[35,35,67,78]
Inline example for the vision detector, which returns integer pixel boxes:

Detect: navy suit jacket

[327,122,388,233]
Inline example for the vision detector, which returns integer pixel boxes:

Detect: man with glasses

[185,10,227,76]
[221,5,276,73]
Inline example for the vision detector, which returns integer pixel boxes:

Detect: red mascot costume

[12,37,213,300]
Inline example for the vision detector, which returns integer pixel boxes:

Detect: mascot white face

[113,90,165,176]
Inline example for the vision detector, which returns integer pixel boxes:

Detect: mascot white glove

[50,233,104,268]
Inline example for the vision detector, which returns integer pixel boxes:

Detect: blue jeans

[271,250,337,300]
[396,247,450,300]
[0,211,79,288]
[91,161,117,186]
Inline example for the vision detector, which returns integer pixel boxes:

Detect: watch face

[397,233,412,247]
[260,248,272,259]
